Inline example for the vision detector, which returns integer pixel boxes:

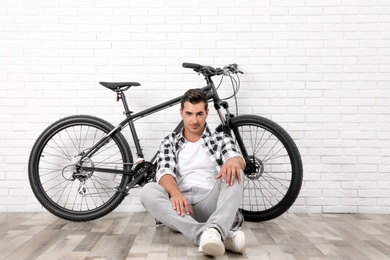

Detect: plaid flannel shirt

[156,124,244,231]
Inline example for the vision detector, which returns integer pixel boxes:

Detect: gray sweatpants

[139,172,243,245]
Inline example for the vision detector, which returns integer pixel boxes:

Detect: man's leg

[139,182,206,245]
[192,171,244,241]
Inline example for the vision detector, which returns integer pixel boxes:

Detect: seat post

[117,90,144,157]
[117,90,132,117]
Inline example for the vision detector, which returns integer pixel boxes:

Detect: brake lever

[224,68,243,75]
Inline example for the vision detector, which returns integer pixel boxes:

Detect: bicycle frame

[29,62,303,223]
[78,75,246,179]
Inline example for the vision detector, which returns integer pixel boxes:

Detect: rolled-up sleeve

[155,136,178,183]
[220,134,245,166]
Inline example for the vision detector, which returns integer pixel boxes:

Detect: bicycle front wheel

[229,115,303,222]
[28,115,133,221]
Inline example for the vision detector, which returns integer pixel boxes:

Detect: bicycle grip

[182,63,202,70]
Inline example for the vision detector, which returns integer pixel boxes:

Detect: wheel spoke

[29,116,132,221]
[232,116,302,221]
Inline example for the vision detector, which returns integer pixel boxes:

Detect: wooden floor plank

[0,213,389,260]
[36,234,86,260]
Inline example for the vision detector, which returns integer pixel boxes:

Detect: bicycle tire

[28,115,133,221]
[218,115,303,222]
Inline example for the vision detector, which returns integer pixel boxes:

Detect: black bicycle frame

[79,75,247,177]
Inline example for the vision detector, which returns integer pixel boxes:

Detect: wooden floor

[0,212,389,260]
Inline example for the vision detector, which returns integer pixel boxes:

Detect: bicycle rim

[230,115,303,221]
[29,116,132,221]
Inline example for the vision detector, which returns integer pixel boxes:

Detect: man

[140,88,246,256]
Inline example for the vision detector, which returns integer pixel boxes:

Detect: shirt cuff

[223,151,246,167]
[156,168,176,183]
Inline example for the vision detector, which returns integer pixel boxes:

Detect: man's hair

[180,88,208,110]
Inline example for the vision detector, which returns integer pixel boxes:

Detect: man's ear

[180,108,183,117]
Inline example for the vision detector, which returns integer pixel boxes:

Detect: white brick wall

[1,0,389,214]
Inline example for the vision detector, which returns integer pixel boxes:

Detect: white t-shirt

[176,138,217,191]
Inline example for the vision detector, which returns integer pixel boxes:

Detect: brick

[271,0,305,7]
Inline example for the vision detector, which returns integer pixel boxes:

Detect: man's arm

[159,174,192,216]
[216,156,245,186]
[215,132,246,186]
[155,134,191,216]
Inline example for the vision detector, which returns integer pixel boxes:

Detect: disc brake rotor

[245,156,264,180]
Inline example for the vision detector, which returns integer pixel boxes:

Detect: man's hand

[159,174,192,216]
[216,156,245,186]
[169,191,192,216]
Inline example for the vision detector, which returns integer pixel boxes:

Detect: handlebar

[182,62,243,77]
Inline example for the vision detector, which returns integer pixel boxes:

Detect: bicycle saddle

[99,81,141,91]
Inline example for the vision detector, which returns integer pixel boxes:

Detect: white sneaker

[224,230,246,254]
[198,228,225,256]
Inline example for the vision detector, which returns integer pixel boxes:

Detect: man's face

[180,101,209,139]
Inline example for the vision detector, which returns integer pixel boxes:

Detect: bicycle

[28,63,303,222]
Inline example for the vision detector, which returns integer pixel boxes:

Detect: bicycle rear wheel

[28,115,133,221]
[226,115,303,222]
